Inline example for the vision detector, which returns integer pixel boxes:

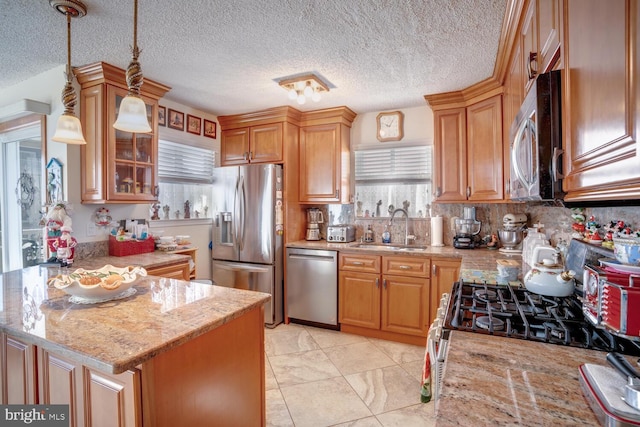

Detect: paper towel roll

[431,215,444,247]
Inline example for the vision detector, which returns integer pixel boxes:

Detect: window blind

[158,139,215,184]
[355,145,432,183]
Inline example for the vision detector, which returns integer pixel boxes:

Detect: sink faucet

[388,208,415,245]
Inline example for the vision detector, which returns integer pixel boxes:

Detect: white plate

[599,258,640,275]
[51,265,147,302]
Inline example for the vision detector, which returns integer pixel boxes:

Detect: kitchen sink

[351,243,429,252]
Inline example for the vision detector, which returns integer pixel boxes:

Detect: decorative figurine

[175,210,181,219]
[487,233,499,250]
[184,200,191,219]
[388,204,395,214]
[150,203,161,221]
[53,226,78,265]
[203,205,208,218]
[163,204,170,220]
[94,207,112,226]
[356,201,363,217]
[194,210,200,218]
[376,200,382,217]
[402,200,410,211]
[45,202,73,261]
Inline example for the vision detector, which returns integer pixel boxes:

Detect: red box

[108,235,155,257]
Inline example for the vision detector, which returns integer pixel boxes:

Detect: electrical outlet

[87,223,97,237]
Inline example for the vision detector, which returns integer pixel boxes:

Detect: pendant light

[113,0,152,133]
[50,0,87,145]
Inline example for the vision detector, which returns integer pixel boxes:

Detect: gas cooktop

[444,280,640,356]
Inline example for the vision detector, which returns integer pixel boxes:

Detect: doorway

[0,114,47,272]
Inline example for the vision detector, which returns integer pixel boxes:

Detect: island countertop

[0,265,270,374]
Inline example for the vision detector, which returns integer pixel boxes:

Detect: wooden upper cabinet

[537,0,563,72]
[432,95,504,202]
[522,0,538,93]
[75,62,170,204]
[466,95,504,201]
[220,123,283,165]
[562,0,640,201]
[433,108,467,201]
[299,107,356,204]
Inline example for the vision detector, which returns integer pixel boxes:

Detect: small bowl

[613,237,640,266]
[159,236,174,244]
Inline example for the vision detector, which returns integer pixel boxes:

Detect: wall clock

[376,111,404,142]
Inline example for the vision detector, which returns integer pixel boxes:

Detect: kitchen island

[0,264,270,426]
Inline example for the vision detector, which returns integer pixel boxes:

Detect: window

[354,145,432,218]
[157,139,215,219]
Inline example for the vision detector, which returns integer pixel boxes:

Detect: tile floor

[264,323,436,427]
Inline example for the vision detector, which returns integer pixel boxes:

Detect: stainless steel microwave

[509,70,563,201]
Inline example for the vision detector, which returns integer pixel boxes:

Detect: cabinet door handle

[249,151,254,160]
[527,51,538,80]
[243,152,249,160]
[335,189,340,199]
[399,265,412,270]
[552,147,565,180]
[466,186,471,199]
[383,278,387,289]
[153,185,159,198]
[375,278,380,288]
[352,261,364,266]
[432,264,437,276]
[435,186,441,198]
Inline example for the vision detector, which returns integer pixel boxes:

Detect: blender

[452,207,481,249]
[306,208,324,240]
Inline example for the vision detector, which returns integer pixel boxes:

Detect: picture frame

[187,114,202,135]
[168,109,184,131]
[46,158,63,205]
[158,105,166,127]
[203,119,217,139]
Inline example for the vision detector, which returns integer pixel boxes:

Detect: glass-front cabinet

[109,88,157,202]
[76,62,170,204]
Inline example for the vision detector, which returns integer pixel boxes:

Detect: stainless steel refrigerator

[211,163,283,328]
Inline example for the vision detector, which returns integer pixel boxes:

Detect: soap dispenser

[364,225,374,243]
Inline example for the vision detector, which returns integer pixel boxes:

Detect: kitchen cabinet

[146,260,190,281]
[429,258,461,324]
[38,349,140,427]
[562,0,640,201]
[432,94,504,202]
[0,333,37,404]
[166,247,197,280]
[339,253,430,345]
[299,107,356,204]
[520,0,563,95]
[220,123,283,165]
[75,62,170,204]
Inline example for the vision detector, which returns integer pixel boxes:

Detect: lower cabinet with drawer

[338,253,431,346]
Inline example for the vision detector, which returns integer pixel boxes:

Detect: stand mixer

[452,207,481,249]
[498,213,527,254]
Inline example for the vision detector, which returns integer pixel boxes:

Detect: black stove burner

[445,280,640,356]
[476,316,505,331]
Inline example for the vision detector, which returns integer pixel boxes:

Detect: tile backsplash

[322,203,640,247]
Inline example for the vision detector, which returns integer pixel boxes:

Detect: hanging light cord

[125,0,144,97]
[60,11,77,115]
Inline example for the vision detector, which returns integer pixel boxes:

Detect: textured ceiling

[0,0,507,116]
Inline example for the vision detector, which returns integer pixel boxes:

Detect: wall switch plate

[86,223,97,237]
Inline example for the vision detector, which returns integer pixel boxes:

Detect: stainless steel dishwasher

[286,248,338,328]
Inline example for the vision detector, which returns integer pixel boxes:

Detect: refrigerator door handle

[238,175,247,251]
[234,176,240,247]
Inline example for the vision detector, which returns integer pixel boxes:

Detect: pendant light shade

[113,0,152,133]
[50,0,87,145]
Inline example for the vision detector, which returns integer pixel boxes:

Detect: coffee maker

[452,207,481,249]
[306,208,324,240]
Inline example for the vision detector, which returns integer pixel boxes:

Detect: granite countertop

[435,331,609,426]
[0,265,270,375]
